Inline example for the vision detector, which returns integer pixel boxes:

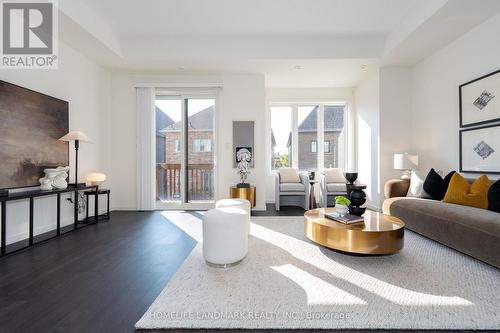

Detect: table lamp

[86,173,106,186]
[393,153,418,180]
[59,131,92,187]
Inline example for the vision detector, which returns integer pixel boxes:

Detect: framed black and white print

[459,69,500,127]
[460,123,500,174]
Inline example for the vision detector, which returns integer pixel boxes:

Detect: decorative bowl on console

[39,166,69,190]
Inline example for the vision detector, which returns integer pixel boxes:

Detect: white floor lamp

[59,131,92,187]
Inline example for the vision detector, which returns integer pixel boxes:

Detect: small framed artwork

[459,69,500,127]
[460,123,500,174]
[232,121,254,168]
[235,146,252,164]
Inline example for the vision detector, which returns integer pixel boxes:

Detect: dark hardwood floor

[0,211,196,333]
[0,210,482,333]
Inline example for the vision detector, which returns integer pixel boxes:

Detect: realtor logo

[1,1,58,68]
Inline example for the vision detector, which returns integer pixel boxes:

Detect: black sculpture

[344,172,367,216]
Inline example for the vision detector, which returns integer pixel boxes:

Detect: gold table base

[304,208,404,255]
[229,186,256,208]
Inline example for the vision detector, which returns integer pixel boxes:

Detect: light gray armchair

[319,168,348,207]
[274,171,310,211]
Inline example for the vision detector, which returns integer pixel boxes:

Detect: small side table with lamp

[393,153,419,179]
[81,173,110,223]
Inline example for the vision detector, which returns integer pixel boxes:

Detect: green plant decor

[335,196,351,206]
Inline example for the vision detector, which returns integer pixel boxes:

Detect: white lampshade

[393,153,419,170]
[86,172,106,183]
[59,131,92,142]
[86,172,106,186]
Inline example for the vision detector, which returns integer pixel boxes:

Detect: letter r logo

[2,2,53,54]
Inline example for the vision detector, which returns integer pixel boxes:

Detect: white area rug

[136,213,500,330]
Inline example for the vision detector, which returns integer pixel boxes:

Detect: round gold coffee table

[304,208,404,255]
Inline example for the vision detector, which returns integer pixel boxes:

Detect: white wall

[354,71,380,210]
[265,87,356,203]
[107,72,137,210]
[266,87,354,103]
[353,12,500,212]
[0,41,110,245]
[108,73,267,210]
[379,67,412,198]
[412,12,500,180]
[218,75,267,210]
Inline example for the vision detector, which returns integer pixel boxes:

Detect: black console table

[0,185,100,257]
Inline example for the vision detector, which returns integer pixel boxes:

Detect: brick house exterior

[287,105,345,171]
[163,130,214,165]
[155,106,174,163]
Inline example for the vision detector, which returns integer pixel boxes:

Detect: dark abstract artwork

[0,81,68,189]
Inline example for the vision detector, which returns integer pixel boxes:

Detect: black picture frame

[459,68,500,128]
[459,123,500,174]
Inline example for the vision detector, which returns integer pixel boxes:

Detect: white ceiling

[60,0,500,88]
[83,0,422,37]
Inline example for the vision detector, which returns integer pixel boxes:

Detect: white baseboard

[252,204,267,211]
[110,206,137,211]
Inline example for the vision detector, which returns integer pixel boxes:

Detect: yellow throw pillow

[443,173,490,209]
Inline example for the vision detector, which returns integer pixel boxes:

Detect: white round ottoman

[216,199,251,234]
[215,198,251,215]
[202,207,248,267]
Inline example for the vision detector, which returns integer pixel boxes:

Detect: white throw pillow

[323,168,346,183]
[279,167,301,183]
[407,169,424,197]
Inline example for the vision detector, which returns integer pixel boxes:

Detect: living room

[1,0,499,332]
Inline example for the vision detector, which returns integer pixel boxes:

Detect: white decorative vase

[39,166,70,190]
[336,204,349,217]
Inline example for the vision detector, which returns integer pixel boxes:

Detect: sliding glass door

[155,98,182,202]
[186,99,215,203]
[155,95,216,208]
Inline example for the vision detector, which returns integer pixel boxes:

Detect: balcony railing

[156,163,214,201]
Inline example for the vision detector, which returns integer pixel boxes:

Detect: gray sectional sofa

[383,179,500,269]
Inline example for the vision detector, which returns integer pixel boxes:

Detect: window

[270,106,292,170]
[298,106,318,171]
[324,141,331,153]
[174,139,180,152]
[193,139,211,152]
[311,141,317,153]
[324,105,345,168]
[270,103,347,172]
